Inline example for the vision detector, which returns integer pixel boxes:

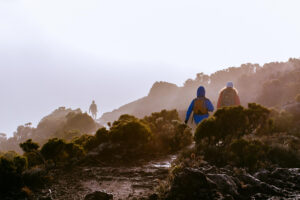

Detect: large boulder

[166,168,221,200]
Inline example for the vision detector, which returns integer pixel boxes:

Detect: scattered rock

[84,191,113,200]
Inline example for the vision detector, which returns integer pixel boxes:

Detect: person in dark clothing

[89,100,98,119]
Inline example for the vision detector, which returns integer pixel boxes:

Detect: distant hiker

[185,86,214,125]
[217,82,241,109]
[89,100,98,119]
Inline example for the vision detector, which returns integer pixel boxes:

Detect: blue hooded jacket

[185,86,214,124]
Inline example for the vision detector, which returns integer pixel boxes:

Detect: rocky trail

[34,155,176,200]
[29,154,300,200]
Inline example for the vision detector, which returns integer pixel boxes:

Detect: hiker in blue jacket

[185,86,214,125]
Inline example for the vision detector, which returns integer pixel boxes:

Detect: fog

[1,0,300,136]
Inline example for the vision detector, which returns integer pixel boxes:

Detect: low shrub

[270,110,294,133]
[110,115,152,148]
[24,152,43,168]
[0,154,27,192]
[229,139,268,170]
[195,137,300,170]
[72,134,98,151]
[143,110,192,153]
[19,139,39,153]
[195,104,272,146]
[41,138,85,165]
[267,145,300,167]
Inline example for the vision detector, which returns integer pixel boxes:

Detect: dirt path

[35,155,176,200]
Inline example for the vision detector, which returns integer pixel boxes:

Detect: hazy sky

[1,0,300,136]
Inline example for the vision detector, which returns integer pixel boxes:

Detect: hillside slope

[100,58,300,124]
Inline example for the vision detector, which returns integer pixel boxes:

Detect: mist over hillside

[1,57,300,200]
[100,58,300,124]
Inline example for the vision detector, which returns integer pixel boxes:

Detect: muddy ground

[34,155,176,200]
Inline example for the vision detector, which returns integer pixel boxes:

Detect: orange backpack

[193,97,208,115]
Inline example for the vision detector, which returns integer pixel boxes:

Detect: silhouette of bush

[95,127,110,143]
[0,154,27,192]
[41,138,66,164]
[19,140,46,168]
[19,139,39,153]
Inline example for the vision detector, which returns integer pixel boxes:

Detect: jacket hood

[197,86,205,97]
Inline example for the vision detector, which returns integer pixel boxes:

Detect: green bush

[64,143,85,161]
[194,116,219,145]
[74,128,110,151]
[170,122,193,152]
[110,115,152,148]
[270,110,294,133]
[195,104,271,146]
[72,134,97,151]
[195,136,300,170]
[41,138,85,165]
[229,139,268,170]
[143,110,192,153]
[245,103,271,134]
[195,106,248,145]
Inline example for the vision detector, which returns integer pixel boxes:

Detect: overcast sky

[1,0,300,136]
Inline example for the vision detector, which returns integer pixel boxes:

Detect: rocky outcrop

[162,165,300,200]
